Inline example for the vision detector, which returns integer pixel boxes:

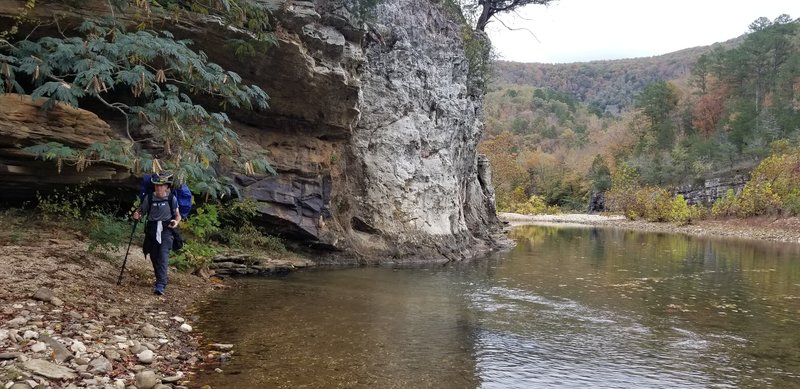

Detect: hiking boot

[153,288,164,296]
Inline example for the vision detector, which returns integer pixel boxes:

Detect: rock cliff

[0,0,501,261]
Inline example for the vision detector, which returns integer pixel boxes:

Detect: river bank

[4,211,800,388]
[0,215,311,389]
[500,212,800,244]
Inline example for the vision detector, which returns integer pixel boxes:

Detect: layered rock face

[0,0,501,261]
[335,0,499,259]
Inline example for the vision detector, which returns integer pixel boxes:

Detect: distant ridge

[491,35,746,113]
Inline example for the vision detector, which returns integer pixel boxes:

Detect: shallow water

[194,226,800,388]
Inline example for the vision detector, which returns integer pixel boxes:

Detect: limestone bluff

[0,0,501,261]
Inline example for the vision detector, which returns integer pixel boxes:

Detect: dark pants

[144,222,174,292]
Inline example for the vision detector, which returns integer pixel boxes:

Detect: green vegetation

[0,0,277,195]
[482,15,800,221]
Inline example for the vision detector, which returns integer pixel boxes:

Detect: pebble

[134,370,158,389]
[50,297,64,307]
[161,372,184,383]
[89,356,113,374]
[137,350,155,364]
[29,342,47,353]
[171,316,185,323]
[104,349,121,361]
[70,340,87,353]
[0,352,21,360]
[74,358,89,366]
[32,287,54,302]
[141,324,158,338]
[0,330,9,341]
[22,331,38,340]
[210,344,233,351]
[8,317,28,327]
[178,324,192,333]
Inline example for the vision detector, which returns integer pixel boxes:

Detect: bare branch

[495,16,540,43]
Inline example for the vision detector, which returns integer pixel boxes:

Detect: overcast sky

[486,0,800,64]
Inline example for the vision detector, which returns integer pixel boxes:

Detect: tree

[0,0,277,195]
[473,0,554,31]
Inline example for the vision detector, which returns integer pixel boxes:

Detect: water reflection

[194,226,800,388]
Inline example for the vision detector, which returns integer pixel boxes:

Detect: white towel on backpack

[156,221,163,244]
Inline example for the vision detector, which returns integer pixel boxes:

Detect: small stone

[161,372,183,383]
[137,349,155,364]
[113,379,125,389]
[49,297,64,307]
[141,324,158,338]
[106,308,122,317]
[131,345,147,354]
[32,287,54,302]
[210,343,233,351]
[22,359,77,379]
[22,331,38,340]
[0,329,8,341]
[0,352,21,360]
[143,342,158,351]
[214,368,223,373]
[30,342,47,353]
[73,358,89,366]
[7,317,27,327]
[104,349,121,361]
[170,316,185,323]
[70,340,87,354]
[89,356,112,374]
[68,311,82,320]
[153,385,171,389]
[9,383,32,389]
[134,370,158,389]
[178,324,192,333]
[40,335,72,363]
[158,339,169,345]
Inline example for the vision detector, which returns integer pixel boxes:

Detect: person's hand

[169,219,179,228]
[133,210,141,221]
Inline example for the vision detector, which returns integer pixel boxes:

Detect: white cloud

[486,0,800,63]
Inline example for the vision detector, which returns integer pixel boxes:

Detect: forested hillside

[482,15,800,219]
[492,39,742,114]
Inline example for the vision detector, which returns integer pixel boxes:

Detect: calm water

[194,226,800,388]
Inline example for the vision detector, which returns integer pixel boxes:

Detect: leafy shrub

[668,195,692,225]
[783,190,800,216]
[218,198,259,228]
[711,189,739,217]
[183,204,220,240]
[736,181,782,217]
[171,241,219,271]
[635,186,672,222]
[508,195,561,215]
[36,187,102,221]
[85,212,134,254]
[218,223,286,254]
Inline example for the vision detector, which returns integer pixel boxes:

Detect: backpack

[138,174,193,220]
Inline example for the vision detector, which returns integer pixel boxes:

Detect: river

[194,225,800,388]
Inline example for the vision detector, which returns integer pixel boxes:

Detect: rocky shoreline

[4,212,800,388]
[500,212,800,244]
[0,230,311,389]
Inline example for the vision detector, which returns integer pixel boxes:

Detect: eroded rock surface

[0,0,501,261]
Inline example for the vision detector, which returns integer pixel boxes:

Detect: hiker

[132,172,181,295]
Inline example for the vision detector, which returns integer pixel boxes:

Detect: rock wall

[0,0,501,261]
[676,175,749,206]
[333,0,499,260]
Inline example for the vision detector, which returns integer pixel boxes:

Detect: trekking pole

[117,218,139,286]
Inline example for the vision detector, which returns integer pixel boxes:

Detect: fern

[1,7,278,196]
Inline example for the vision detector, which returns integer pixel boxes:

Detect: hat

[151,172,173,185]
